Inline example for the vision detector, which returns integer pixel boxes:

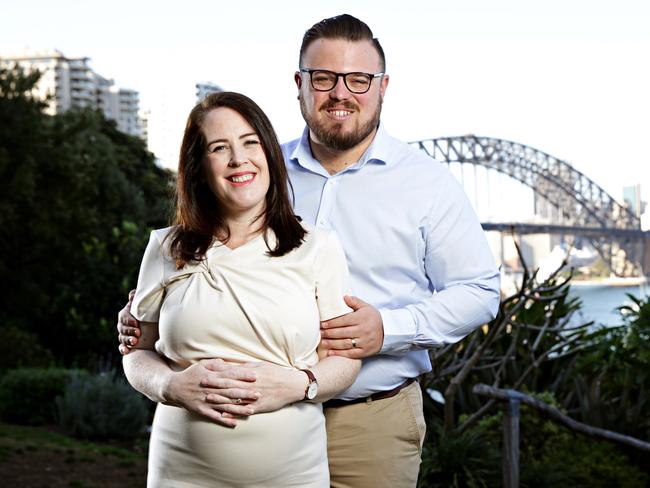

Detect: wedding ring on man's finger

[351,338,358,348]
[235,398,243,405]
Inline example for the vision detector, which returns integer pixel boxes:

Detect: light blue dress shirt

[282,124,500,400]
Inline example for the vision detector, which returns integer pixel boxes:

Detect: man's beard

[300,97,382,151]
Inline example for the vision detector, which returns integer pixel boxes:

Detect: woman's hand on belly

[165,360,261,427]
[203,361,306,414]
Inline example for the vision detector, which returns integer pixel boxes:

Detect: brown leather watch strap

[300,369,316,383]
[300,369,318,400]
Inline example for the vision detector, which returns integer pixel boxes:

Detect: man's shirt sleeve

[379,171,501,354]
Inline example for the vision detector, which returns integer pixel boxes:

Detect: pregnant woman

[122,91,359,487]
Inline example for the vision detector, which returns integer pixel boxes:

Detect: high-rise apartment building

[196,81,223,103]
[0,49,144,139]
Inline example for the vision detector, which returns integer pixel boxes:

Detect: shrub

[418,416,501,487]
[57,371,149,440]
[521,434,648,488]
[0,325,55,372]
[0,368,85,424]
[476,393,649,487]
[570,293,650,441]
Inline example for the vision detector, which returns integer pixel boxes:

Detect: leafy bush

[57,371,149,440]
[522,434,648,488]
[569,293,650,441]
[418,416,501,488]
[476,393,648,488]
[0,325,55,372]
[0,368,85,424]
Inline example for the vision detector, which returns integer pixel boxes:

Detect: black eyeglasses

[299,68,384,94]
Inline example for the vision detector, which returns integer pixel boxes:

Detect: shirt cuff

[379,307,417,354]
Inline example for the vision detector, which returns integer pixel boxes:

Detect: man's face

[296,38,389,152]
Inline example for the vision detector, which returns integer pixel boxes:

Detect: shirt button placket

[316,178,337,229]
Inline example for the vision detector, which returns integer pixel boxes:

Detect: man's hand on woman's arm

[319,295,384,359]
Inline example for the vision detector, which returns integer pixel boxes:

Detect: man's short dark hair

[299,14,386,71]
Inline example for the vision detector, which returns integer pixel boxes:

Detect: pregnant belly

[148,402,328,487]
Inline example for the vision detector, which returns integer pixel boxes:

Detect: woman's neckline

[214,229,266,252]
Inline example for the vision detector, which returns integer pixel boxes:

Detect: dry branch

[473,384,650,452]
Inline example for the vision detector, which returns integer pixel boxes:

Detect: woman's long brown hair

[168,92,305,268]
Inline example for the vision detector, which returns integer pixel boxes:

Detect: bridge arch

[411,136,644,275]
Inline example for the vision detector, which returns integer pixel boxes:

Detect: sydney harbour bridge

[411,136,649,277]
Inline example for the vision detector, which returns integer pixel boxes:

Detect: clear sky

[2,0,649,206]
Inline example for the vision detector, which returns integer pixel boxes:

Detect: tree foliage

[571,293,650,440]
[0,66,174,368]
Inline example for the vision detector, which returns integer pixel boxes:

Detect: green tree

[0,66,174,368]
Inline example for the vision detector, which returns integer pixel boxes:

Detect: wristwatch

[300,369,318,400]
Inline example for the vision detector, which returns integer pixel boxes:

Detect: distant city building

[533,193,558,223]
[0,49,145,139]
[196,81,223,103]
[623,184,645,218]
[144,102,183,169]
[139,109,151,146]
[116,88,141,137]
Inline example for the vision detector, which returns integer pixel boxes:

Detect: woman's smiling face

[201,106,270,221]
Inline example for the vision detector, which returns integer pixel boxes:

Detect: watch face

[306,382,318,400]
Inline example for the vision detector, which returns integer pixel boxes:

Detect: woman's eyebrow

[206,138,227,146]
[207,133,258,146]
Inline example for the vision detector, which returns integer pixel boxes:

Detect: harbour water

[501,273,648,327]
[568,282,649,327]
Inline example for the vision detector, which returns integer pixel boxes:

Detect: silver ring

[351,338,358,348]
[235,398,243,405]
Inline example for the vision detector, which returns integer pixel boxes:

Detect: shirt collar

[289,122,393,176]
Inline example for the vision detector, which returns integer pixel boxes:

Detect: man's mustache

[320,100,358,111]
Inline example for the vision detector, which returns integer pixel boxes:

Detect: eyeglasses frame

[298,68,385,94]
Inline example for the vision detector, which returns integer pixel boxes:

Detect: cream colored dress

[130,226,351,488]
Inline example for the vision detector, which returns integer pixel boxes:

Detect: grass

[0,422,147,487]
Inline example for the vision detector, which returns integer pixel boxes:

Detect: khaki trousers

[324,381,426,488]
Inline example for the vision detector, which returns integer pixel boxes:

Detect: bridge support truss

[412,136,647,277]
